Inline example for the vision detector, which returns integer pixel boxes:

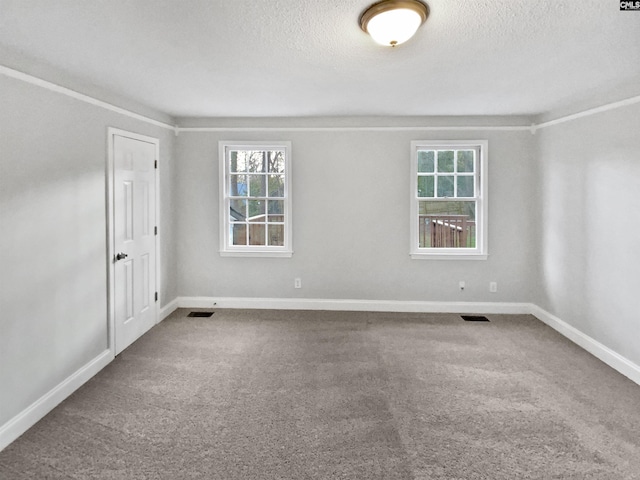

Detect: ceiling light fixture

[360,0,429,47]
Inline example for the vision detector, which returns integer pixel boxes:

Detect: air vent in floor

[188,311,214,318]
[461,315,490,322]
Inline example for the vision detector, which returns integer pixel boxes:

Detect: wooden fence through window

[419,215,475,248]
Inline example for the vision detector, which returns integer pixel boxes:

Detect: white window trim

[219,141,293,257]
[409,140,488,260]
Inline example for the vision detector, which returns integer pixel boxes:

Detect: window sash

[410,141,488,259]
[219,142,292,257]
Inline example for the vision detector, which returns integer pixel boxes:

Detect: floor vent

[188,311,214,318]
[461,315,490,322]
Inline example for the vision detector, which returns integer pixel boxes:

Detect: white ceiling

[1,0,639,119]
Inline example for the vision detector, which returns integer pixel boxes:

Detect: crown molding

[0,64,176,131]
[533,95,640,132]
[177,125,531,133]
[2,64,638,134]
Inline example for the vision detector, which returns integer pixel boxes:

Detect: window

[219,142,292,257]
[410,140,488,259]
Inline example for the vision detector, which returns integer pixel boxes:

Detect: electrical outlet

[489,282,498,293]
[459,281,465,291]
[294,278,302,289]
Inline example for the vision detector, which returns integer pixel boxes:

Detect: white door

[112,132,157,355]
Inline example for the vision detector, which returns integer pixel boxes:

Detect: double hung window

[410,140,488,259]
[219,142,292,257]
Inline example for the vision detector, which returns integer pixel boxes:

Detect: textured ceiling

[0,0,639,118]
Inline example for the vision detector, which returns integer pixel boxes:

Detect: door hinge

[155,292,158,302]
[154,160,158,169]
[154,226,158,235]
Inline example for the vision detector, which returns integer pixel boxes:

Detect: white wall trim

[159,298,180,322]
[0,64,176,131]
[4,64,638,134]
[178,93,640,133]
[534,95,640,131]
[0,349,113,452]
[178,125,531,133]
[529,305,640,386]
[176,296,532,314]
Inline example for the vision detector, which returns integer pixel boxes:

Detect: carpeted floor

[1,309,639,479]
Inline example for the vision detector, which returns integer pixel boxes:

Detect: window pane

[418,201,476,219]
[230,199,247,221]
[437,151,454,172]
[268,224,284,246]
[437,176,454,197]
[231,224,247,245]
[247,152,265,173]
[418,201,476,248]
[457,150,474,172]
[268,200,284,215]
[229,175,247,196]
[268,198,285,222]
[417,176,434,197]
[230,151,247,172]
[457,176,474,197]
[417,151,434,173]
[248,200,265,221]
[248,175,266,197]
[248,223,266,245]
[268,151,285,173]
[268,175,285,198]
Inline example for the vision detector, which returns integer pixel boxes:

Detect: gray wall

[0,74,177,426]
[536,102,640,366]
[176,127,538,303]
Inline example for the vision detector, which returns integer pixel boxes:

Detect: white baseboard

[176,296,532,314]
[159,298,179,323]
[529,304,640,386]
[0,349,113,452]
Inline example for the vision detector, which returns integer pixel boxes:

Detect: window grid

[416,149,478,200]
[410,141,487,259]
[228,151,286,247]
[219,143,292,257]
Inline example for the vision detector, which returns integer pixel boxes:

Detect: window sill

[410,253,488,261]
[220,250,293,258]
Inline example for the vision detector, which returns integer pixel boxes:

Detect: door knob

[115,252,128,261]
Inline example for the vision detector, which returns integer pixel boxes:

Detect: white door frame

[106,127,161,355]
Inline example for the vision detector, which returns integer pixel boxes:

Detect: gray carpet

[1,309,639,479]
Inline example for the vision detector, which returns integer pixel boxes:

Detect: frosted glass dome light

[360,0,429,47]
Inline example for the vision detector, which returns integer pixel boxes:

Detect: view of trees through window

[228,149,286,246]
